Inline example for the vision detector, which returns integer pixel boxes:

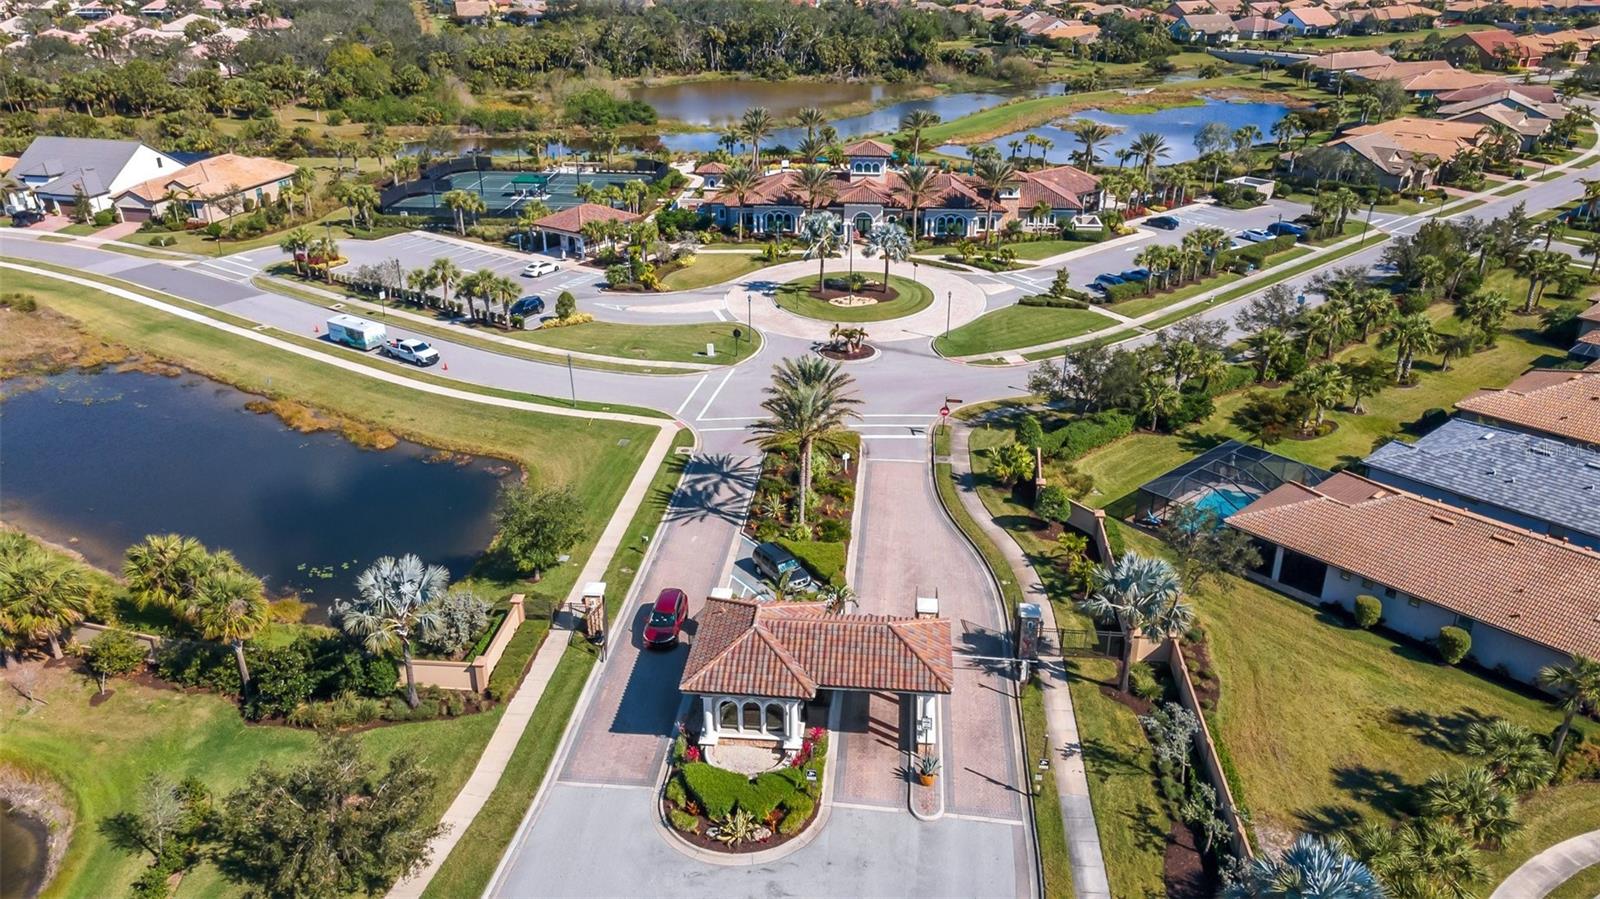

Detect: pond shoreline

[0,767,73,899]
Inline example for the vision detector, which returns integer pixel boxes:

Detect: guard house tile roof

[1364,419,1600,544]
[1228,471,1600,659]
[1456,370,1600,446]
[680,597,954,699]
[529,202,641,234]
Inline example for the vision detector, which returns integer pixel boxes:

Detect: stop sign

[939,404,950,419]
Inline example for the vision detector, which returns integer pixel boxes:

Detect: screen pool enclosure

[382,167,657,220]
[1135,440,1332,525]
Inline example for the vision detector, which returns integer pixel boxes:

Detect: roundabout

[773,273,933,323]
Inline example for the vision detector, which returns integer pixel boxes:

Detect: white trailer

[325,314,387,351]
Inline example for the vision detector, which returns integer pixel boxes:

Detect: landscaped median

[773,273,933,323]
[660,728,828,850]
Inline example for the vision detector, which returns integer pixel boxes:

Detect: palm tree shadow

[663,453,761,526]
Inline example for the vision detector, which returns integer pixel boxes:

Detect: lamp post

[378,288,387,318]
[566,353,577,408]
[1362,198,1376,239]
[945,290,952,339]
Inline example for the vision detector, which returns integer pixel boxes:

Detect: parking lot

[335,231,602,299]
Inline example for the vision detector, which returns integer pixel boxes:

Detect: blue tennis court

[383,169,655,218]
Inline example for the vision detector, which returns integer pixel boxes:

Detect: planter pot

[917,774,936,787]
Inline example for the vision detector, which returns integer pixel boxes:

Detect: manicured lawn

[657,252,776,291]
[1006,238,1098,262]
[0,662,500,899]
[774,273,933,322]
[1485,784,1600,896]
[520,320,762,364]
[57,222,104,237]
[935,305,1117,357]
[120,216,402,258]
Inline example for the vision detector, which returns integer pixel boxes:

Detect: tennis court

[383,169,655,218]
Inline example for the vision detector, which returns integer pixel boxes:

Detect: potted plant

[914,753,941,787]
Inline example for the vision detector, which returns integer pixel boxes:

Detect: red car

[643,588,688,647]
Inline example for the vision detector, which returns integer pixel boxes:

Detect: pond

[0,370,509,612]
[628,80,921,126]
[0,801,48,899]
[936,97,1291,165]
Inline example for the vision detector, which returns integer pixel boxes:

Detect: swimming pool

[1192,488,1255,523]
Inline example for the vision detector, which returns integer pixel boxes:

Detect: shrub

[93,209,115,226]
[1437,625,1472,665]
[668,808,701,833]
[1,292,38,312]
[83,628,146,691]
[153,639,242,695]
[665,777,688,808]
[681,762,746,819]
[286,692,383,729]
[1017,415,1045,450]
[317,645,398,699]
[555,290,577,319]
[1035,485,1070,523]
[419,590,490,659]
[1018,293,1092,309]
[1040,411,1135,461]
[245,640,317,720]
[1354,595,1382,629]
[779,791,815,834]
[1103,280,1146,304]
[540,312,594,329]
[816,518,851,542]
[815,478,854,503]
[1129,662,1164,702]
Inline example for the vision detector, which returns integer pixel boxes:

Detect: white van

[325,314,387,351]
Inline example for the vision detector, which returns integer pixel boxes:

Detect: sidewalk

[945,424,1112,899]
[389,423,681,898]
[1489,829,1600,899]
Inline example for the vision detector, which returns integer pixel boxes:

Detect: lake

[0,801,47,899]
[936,97,1291,165]
[0,370,509,611]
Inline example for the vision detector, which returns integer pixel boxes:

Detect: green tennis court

[383,169,656,218]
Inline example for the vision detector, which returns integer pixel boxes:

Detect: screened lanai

[1135,440,1332,524]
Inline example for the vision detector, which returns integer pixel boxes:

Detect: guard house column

[784,700,804,751]
[700,695,721,746]
[913,693,939,752]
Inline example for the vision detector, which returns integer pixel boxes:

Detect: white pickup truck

[381,338,440,367]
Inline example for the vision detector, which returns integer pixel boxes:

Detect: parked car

[1090,273,1126,293]
[381,338,440,366]
[522,260,560,278]
[1118,268,1150,283]
[1145,215,1180,230]
[1238,228,1274,243]
[9,209,44,227]
[509,296,546,319]
[643,587,689,647]
[752,542,813,590]
[1266,221,1308,238]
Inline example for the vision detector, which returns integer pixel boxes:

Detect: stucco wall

[407,594,526,694]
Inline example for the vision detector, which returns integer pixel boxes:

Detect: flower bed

[661,727,829,851]
[746,432,860,587]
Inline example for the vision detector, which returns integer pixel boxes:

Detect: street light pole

[1363,198,1376,238]
[566,353,577,408]
[945,290,952,338]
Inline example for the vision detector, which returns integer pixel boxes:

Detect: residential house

[1570,301,1600,362]
[1434,82,1559,104]
[1300,49,1394,84]
[4,136,181,217]
[1276,5,1340,34]
[138,0,173,17]
[1228,471,1600,685]
[526,202,641,258]
[1446,103,1554,149]
[1327,117,1491,189]
[1232,14,1285,37]
[112,153,298,224]
[1363,418,1600,550]
[1435,87,1566,119]
[160,12,221,33]
[1166,0,1217,16]
[452,0,493,23]
[1455,369,1600,448]
[681,595,952,752]
[1447,27,1538,68]
[1174,12,1239,41]
[1373,65,1505,98]
[693,161,727,190]
[1349,3,1441,30]
[704,139,1101,240]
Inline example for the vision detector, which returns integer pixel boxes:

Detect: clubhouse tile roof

[1228,471,1600,659]
[1364,419,1600,543]
[680,597,953,699]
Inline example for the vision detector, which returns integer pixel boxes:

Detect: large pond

[0,801,48,899]
[0,370,509,610]
[937,97,1291,165]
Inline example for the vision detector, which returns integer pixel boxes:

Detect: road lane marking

[673,374,709,418]
[696,369,736,420]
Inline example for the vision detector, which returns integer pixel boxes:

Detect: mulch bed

[1289,420,1339,440]
[1102,683,1155,716]
[817,344,877,362]
[1163,819,1217,899]
[808,281,899,303]
[663,802,819,855]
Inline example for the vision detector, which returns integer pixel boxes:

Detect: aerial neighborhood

[5,0,1600,897]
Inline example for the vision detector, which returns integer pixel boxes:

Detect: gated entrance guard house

[680,596,953,753]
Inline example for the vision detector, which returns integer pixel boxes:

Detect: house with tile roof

[1455,369,1600,448]
[1446,27,1538,68]
[1348,2,1440,30]
[1571,301,1600,362]
[1174,11,1239,41]
[112,153,297,224]
[1363,419,1600,550]
[1276,4,1340,34]
[1228,471,1600,684]
[1326,117,1491,189]
[1232,13,1286,37]
[525,202,641,257]
[681,595,953,750]
[704,141,1101,240]
[5,136,181,217]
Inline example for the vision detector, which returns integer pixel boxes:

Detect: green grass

[936,305,1117,357]
[57,222,103,237]
[121,216,402,258]
[521,320,761,365]
[420,428,694,898]
[657,252,776,290]
[0,662,501,899]
[1005,238,1098,262]
[1485,784,1600,896]
[1022,678,1076,899]
[773,273,933,322]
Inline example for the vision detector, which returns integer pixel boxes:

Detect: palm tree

[1349,818,1484,899]
[1454,290,1511,347]
[1079,553,1191,693]
[1538,655,1600,768]
[1129,131,1170,180]
[1378,312,1438,382]
[796,163,836,212]
[796,106,826,145]
[337,554,448,708]
[1223,834,1384,899]
[189,563,268,691]
[820,583,858,615]
[799,211,842,286]
[345,183,379,230]
[0,539,93,660]
[1290,362,1349,429]
[123,533,209,609]
[1516,249,1569,314]
[1070,121,1115,169]
[1246,327,1292,381]
[721,163,758,242]
[1463,720,1553,792]
[516,199,551,251]
[973,157,1016,245]
[441,189,484,236]
[741,106,773,170]
[277,226,316,277]
[1351,288,1394,340]
[308,236,339,281]
[897,163,937,241]
[863,222,911,290]
[1580,233,1600,278]
[746,357,862,528]
[429,257,462,311]
[900,109,941,162]
[1420,766,1520,848]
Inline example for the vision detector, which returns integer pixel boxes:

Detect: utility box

[916,593,940,619]
[1017,602,1043,660]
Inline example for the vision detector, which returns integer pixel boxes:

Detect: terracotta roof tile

[530,202,640,234]
[1456,370,1600,446]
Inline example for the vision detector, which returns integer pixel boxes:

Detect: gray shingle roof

[1364,418,1600,542]
[11,137,146,194]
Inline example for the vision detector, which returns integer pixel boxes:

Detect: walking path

[1489,830,1600,899]
[945,424,1112,899]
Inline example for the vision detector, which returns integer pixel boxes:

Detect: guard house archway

[680,596,953,753]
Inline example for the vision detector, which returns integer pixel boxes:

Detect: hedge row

[1042,411,1135,461]
[1019,293,1092,310]
[681,762,807,820]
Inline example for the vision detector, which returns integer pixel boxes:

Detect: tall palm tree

[720,163,758,242]
[189,563,268,692]
[1080,553,1190,693]
[516,199,551,251]
[1454,290,1511,347]
[897,163,937,240]
[429,257,462,311]
[277,226,316,277]
[1129,131,1170,180]
[440,189,485,236]
[484,273,519,325]
[1379,312,1438,382]
[1516,249,1569,314]
[863,222,911,290]
[1291,362,1351,429]
[1224,834,1384,899]
[795,106,826,145]
[799,211,842,285]
[337,554,448,708]
[1580,233,1600,278]
[1070,121,1115,169]
[1351,288,1394,340]
[123,534,209,610]
[973,157,1016,245]
[1539,655,1600,768]
[1245,327,1292,382]
[1463,720,1553,792]
[746,357,862,528]
[900,109,941,162]
[741,106,773,171]
[796,163,836,212]
[345,183,379,230]
[0,538,93,660]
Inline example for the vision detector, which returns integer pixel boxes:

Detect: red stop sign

[939,404,950,419]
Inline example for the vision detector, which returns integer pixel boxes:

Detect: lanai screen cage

[1135,440,1332,525]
